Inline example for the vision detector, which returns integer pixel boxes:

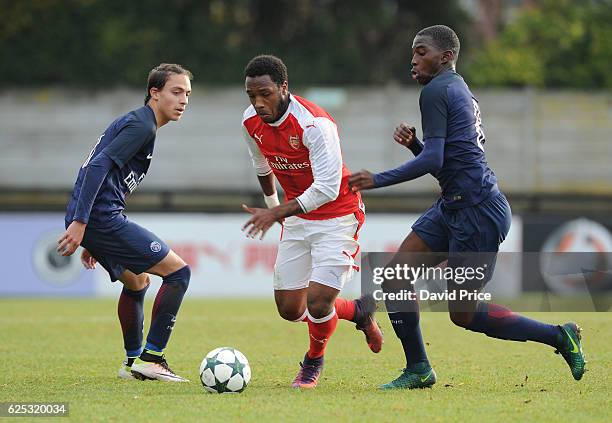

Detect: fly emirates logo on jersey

[254,130,311,173]
[268,153,310,171]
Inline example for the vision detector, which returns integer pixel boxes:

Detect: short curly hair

[417,25,461,61]
[244,55,288,85]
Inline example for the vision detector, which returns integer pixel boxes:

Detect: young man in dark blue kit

[349,25,586,389]
[58,63,193,382]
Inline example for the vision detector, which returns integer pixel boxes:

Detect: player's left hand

[241,204,279,240]
[80,249,97,269]
[348,170,375,192]
[57,220,86,256]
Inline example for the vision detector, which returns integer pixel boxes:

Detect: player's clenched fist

[393,123,416,148]
[348,170,375,192]
[57,220,86,256]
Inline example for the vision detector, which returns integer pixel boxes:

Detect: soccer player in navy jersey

[57,64,193,382]
[349,25,585,389]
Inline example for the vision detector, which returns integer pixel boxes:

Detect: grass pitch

[1,298,610,422]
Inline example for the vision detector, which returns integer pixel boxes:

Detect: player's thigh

[274,237,312,291]
[118,269,150,291]
[274,288,308,320]
[81,228,127,282]
[447,192,511,254]
[86,219,173,278]
[394,231,448,266]
[308,214,361,284]
[411,200,450,253]
[146,249,187,278]
[445,193,511,289]
[382,231,447,293]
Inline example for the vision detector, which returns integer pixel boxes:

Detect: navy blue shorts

[78,218,170,282]
[412,191,511,253]
[412,192,512,288]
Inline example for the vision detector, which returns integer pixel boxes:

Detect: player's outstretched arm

[375,138,444,188]
[348,170,376,191]
[350,138,444,191]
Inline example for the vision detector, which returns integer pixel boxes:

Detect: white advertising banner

[0,212,521,298]
[92,213,522,298]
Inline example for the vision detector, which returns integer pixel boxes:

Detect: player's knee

[449,311,473,328]
[163,265,191,292]
[120,272,150,291]
[277,306,305,322]
[306,297,334,320]
[137,275,151,291]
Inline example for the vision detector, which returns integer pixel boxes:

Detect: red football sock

[306,309,338,359]
[334,297,356,321]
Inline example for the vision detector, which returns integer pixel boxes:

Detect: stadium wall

[1,88,609,195]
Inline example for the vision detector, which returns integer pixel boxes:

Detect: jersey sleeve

[373,138,444,188]
[420,84,449,140]
[242,126,272,176]
[72,152,115,224]
[295,118,342,213]
[103,121,154,168]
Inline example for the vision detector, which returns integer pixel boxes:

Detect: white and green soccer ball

[199,347,251,393]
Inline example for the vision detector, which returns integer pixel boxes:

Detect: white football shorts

[273,212,364,291]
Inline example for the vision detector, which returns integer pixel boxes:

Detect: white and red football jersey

[242,94,362,220]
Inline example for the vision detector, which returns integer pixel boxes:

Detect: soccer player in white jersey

[240,55,383,389]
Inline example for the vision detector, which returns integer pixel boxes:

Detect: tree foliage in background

[0,0,468,87]
[2,0,610,88]
[465,0,612,89]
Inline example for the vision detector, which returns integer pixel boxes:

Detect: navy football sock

[388,311,430,369]
[145,265,190,352]
[384,281,430,369]
[465,303,563,347]
[118,283,149,358]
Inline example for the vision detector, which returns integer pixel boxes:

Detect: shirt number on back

[472,99,485,151]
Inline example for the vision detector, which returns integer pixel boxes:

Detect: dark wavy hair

[144,63,193,105]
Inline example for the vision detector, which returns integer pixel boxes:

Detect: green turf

[1,299,610,422]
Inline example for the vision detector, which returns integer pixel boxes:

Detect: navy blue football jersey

[420,70,498,209]
[65,105,157,228]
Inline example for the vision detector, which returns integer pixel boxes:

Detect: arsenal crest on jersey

[288,135,301,150]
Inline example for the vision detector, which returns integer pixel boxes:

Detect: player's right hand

[393,123,416,148]
[348,170,375,191]
[241,204,278,240]
[57,220,86,256]
[80,249,97,269]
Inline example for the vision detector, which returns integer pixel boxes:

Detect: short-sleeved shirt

[65,105,157,228]
[420,70,498,209]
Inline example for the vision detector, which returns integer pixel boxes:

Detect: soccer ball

[199,347,251,393]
